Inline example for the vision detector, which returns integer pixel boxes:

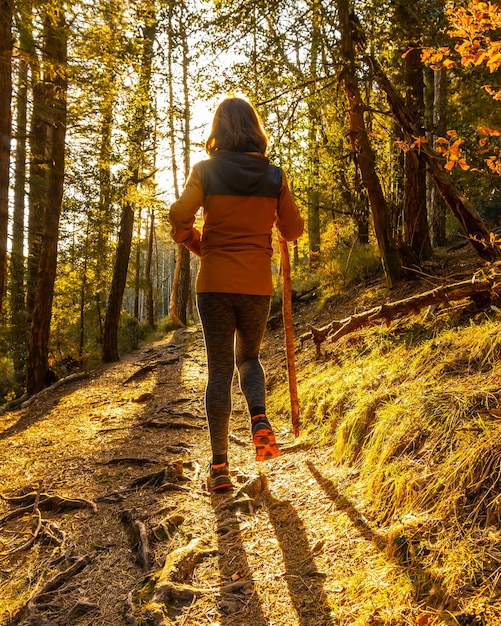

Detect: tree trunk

[337,1,401,287]
[307,1,321,267]
[369,54,499,261]
[134,207,142,320]
[9,36,29,379]
[145,209,155,328]
[168,0,192,327]
[102,198,135,362]
[26,2,67,395]
[0,0,13,315]
[95,81,115,342]
[403,47,432,261]
[429,67,448,247]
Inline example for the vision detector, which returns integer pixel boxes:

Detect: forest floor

[0,243,494,626]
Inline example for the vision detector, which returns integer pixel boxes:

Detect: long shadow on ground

[264,493,336,626]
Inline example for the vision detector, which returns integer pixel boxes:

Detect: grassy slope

[268,253,501,625]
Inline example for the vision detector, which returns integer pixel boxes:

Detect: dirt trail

[0,325,419,626]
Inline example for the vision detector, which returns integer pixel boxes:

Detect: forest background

[0,0,501,402]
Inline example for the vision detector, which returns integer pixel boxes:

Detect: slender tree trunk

[102,197,135,362]
[168,0,191,326]
[134,207,142,320]
[429,67,448,247]
[26,2,67,395]
[337,1,400,286]
[145,208,155,328]
[10,42,29,379]
[96,82,115,342]
[307,0,321,267]
[78,223,90,358]
[0,0,13,315]
[403,47,432,261]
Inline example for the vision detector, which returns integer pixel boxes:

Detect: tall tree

[9,8,31,379]
[167,0,191,327]
[102,2,157,362]
[26,0,67,394]
[0,0,13,315]
[397,2,432,262]
[337,0,401,286]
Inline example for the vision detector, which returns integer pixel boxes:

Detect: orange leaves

[419,1,501,73]
[433,131,471,171]
[415,1,501,175]
[395,135,428,154]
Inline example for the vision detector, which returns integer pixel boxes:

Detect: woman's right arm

[275,172,304,242]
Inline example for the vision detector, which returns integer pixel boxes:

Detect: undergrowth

[269,305,501,625]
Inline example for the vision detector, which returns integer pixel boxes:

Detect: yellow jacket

[169,150,304,295]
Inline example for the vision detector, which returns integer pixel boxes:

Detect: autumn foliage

[420,1,501,174]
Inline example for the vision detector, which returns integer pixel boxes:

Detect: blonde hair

[205,97,268,155]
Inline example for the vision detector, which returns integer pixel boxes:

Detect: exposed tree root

[104,457,159,466]
[305,275,501,355]
[136,538,217,625]
[0,491,98,517]
[141,418,204,430]
[120,509,154,571]
[122,358,179,385]
[0,488,43,559]
[13,554,93,625]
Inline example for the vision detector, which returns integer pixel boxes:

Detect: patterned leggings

[197,293,271,457]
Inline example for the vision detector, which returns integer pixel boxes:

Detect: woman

[169,97,304,492]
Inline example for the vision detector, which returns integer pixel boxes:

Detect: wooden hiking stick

[278,237,300,437]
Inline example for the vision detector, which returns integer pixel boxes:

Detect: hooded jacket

[169,150,304,295]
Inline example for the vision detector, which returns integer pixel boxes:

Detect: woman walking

[169,97,304,492]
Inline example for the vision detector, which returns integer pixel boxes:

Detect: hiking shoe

[207,463,233,492]
[253,428,281,462]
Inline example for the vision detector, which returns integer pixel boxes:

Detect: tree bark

[429,67,448,247]
[0,0,13,315]
[145,209,155,328]
[403,47,432,261]
[26,2,67,395]
[102,198,135,362]
[279,238,300,437]
[337,1,401,287]
[9,27,29,379]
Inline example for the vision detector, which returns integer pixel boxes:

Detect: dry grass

[269,300,501,624]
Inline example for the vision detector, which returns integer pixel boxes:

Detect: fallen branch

[306,276,501,355]
[0,371,89,413]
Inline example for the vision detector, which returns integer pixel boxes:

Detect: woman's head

[205,97,268,155]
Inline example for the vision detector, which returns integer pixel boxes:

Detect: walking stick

[278,237,300,437]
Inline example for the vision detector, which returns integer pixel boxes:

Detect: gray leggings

[197,293,271,456]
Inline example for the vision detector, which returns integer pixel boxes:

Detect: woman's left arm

[169,163,204,257]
